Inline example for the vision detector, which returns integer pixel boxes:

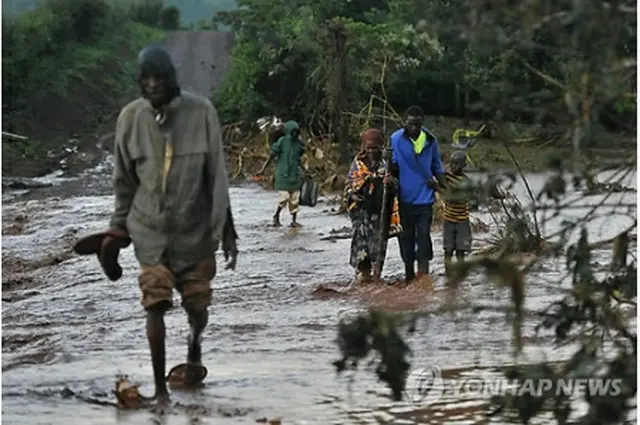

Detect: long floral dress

[343,155,402,273]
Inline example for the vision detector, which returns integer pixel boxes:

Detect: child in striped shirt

[442,151,472,274]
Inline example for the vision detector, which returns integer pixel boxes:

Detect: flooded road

[2,160,636,425]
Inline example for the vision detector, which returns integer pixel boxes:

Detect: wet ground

[2,159,637,425]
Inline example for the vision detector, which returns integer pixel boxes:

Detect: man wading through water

[73,45,238,403]
[257,120,306,227]
[388,105,446,283]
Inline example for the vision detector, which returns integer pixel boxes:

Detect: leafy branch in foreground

[333,310,410,401]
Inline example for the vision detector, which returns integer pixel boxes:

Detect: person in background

[441,150,473,274]
[257,120,305,228]
[345,129,402,283]
[73,44,238,403]
[387,105,446,283]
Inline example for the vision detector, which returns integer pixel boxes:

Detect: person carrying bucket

[257,120,306,228]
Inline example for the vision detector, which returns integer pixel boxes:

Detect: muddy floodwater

[2,159,637,425]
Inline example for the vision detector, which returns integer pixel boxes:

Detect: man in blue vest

[385,105,446,282]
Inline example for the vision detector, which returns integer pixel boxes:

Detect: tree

[159,5,180,30]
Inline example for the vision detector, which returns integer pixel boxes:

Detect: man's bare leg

[186,308,208,365]
[273,206,282,227]
[147,308,169,402]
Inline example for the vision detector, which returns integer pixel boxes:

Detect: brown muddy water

[2,160,637,425]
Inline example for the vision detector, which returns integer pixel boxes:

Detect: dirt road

[163,30,235,98]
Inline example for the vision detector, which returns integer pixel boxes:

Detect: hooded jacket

[136,44,180,102]
[270,120,305,192]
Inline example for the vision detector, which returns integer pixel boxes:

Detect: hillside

[2,1,167,177]
[3,3,236,178]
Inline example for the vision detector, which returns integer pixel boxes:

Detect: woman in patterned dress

[343,128,402,283]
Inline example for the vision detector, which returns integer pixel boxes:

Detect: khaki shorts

[138,258,216,312]
[278,190,300,214]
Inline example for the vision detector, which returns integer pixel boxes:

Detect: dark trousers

[398,203,434,267]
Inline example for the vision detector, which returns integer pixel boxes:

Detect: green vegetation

[2,0,172,105]
[159,5,181,30]
[2,0,172,176]
[212,0,636,167]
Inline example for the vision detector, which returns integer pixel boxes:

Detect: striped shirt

[442,171,469,222]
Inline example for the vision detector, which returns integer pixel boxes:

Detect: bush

[3,0,115,109]
[43,0,111,43]
[2,0,166,112]
[159,5,180,30]
[128,0,163,26]
[196,19,212,30]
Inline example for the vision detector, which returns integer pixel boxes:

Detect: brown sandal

[166,363,208,389]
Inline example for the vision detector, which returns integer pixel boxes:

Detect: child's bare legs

[445,250,467,276]
[444,250,454,276]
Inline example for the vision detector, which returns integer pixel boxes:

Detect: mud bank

[2,164,636,425]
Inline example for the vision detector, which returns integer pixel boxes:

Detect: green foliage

[212,0,445,125]
[212,41,269,121]
[195,19,213,30]
[126,0,163,26]
[159,5,181,30]
[333,310,411,401]
[2,138,48,161]
[3,0,165,113]
[213,0,634,140]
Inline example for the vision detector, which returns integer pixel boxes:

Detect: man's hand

[221,229,238,270]
[223,244,237,270]
[426,177,439,190]
[351,193,364,202]
[222,207,238,270]
[427,175,446,191]
[383,173,395,186]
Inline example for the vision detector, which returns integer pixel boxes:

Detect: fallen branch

[2,131,28,141]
